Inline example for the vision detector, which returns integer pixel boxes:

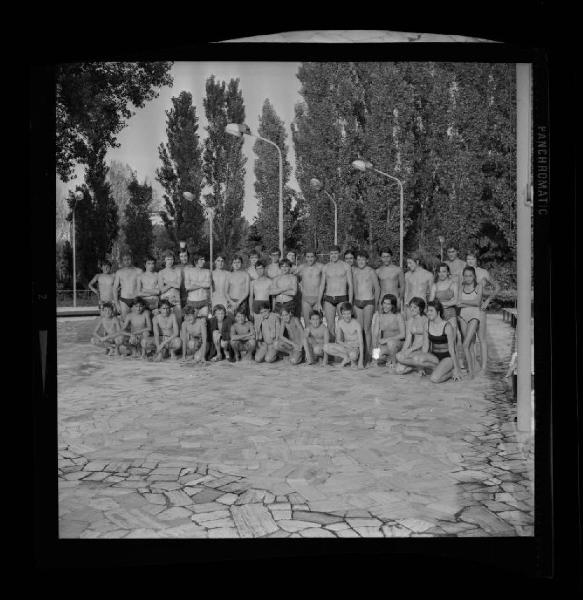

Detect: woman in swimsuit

[371,294,405,368]
[395,297,428,374]
[465,253,500,372]
[457,266,483,378]
[402,300,463,382]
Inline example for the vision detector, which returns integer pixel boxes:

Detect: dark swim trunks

[186,299,210,310]
[274,300,295,314]
[253,300,270,314]
[323,294,348,307]
[353,298,375,309]
[120,297,136,308]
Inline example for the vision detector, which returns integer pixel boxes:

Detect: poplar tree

[156,91,205,248]
[124,177,154,267]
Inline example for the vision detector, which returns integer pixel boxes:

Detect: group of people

[89,243,499,382]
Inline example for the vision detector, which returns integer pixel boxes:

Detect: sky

[56,61,303,223]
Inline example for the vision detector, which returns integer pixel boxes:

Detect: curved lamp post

[310,177,338,246]
[351,159,404,269]
[226,123,283,255]
[71,190,83,307]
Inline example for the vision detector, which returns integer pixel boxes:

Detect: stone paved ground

[57,314,534,538]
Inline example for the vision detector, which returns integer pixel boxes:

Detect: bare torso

[266,262,281,279]
[376,265,403,297]
[212,269,229,305]
[273,274,297,302]
[282,317,304,345]
[353,266,377,300]
[117,267,142,299]
[139,272,159,297]
[97,274,115,302]
[337,318,361,347]
[154,314,177,337]
[298,263,323,298]
[405,268,433,304]
[323,261,351,297]
[251,277,272,301]
[185,267,211,302]
[228,271,250,301]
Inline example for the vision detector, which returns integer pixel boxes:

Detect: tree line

[56,61,517,292]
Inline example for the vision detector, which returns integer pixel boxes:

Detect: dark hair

[407,254,420,264]
[356,249,369,260]
[270,247,281,256]
[309,310,322,319]
[134,297,146,309]
[159,298,173,308]
[380,294,398,314]
[408,297,426,315]
[462,266,477,286]
[379,247,393,257]
[232,255,242,263]
[258,301,271,312]
[340,301,353,313]
[179,248,189,255]
[102,260,112,268]
[343,249,355,257]
[286,249,296,257]
[435,262,451,282]
[330,245,341,253]
[426,299,444,319]
[249,251,259,258]
[101,301,114,311]
[145,255,155,263]
[164,250,174,259]
[215,253,226,261]
[122,252,133,259]
[279,258,292,267]
[255,260,266,268]
[183,304,197,315]
[235,308,247,317]
[305,249,316,256]
[447,245,458,252]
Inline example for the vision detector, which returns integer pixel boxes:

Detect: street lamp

[310,177,338,246]
[226,123,284,255]
[438,235,445,262]
[71,190,83,308]
[352,159,404,269]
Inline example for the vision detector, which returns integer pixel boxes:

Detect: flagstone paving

[57,314,534,538]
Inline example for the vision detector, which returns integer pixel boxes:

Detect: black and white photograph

[46,33,541,546]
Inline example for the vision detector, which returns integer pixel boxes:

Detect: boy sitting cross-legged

[91,302,124,355]
[152,298,182,360]
[119,297,154,359]
[180,304,207,363]
[230,309,256,361]
[302,310,329,366]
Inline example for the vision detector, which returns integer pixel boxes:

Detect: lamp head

[351,159,373,172]
[74,190,84,201]
[226,123,251,137]
[309,178,323,192]
[438,235,445,244]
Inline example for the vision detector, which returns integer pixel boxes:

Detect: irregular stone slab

[353,526,383,537]
[263,493,275,504]
[202,518,236,529]
[149,482,182,491]
[459,506,516,535]
[231,504,279,538]
[267,530,291,538]
[397,518,436,533]
[292,504,310,511]
[382,525,412,537]
[181,474,214,486]
[208,528,239,538]
[342,509,372,518]
[192,510,231,523]
[216,493,239,505]
[274,519,321,533]
[271,510,292,521]
[125,529,165,538]
[496,510,533,525]
[163,490,193,507]
[292,511,342,525]
[346,518,383,529]
[439,521,477,535]
[326,522,351,532]
[84,461,109,472]
[157,507,193,522]
[144,493,167,505]
[83,472,110,481]
[300,528,336,538]
[269,503,291,511]
[190,502,225,513]
[236,489,267,505]
[190,488,224,504]
[336,529,360,538]
[164,523,207,538]
[63,471,90,481]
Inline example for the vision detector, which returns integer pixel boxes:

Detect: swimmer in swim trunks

[180,304,207,363]
[297,250,323,326]
[254,303,280,363]
[184,254,211,317]
[91,302,124,355]
[319,245,353,342]
[249,261,272,324]
[152,298,181,360]
[404,255,433,320]
[376,246,404,312]
[352,249,380,364]
[303,310,329,366]
[247,251,260,281]
[112,252,143,321]
[323,302,363,368]
[88,261,115,311]
[211,254,230,311]
[274,306,304,365]
[158,250,183,325]
[271,259,297,315]
[138,255,161,314]
[230,309,256,361]
[119,297,154,359]
[225,255,250,316]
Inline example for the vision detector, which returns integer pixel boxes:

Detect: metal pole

[278,147,283,256]
[72,206,77,308]
[209,211,214,278]
[516,63,533,432]
[334,202,338,246]
[372,167,404,268]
